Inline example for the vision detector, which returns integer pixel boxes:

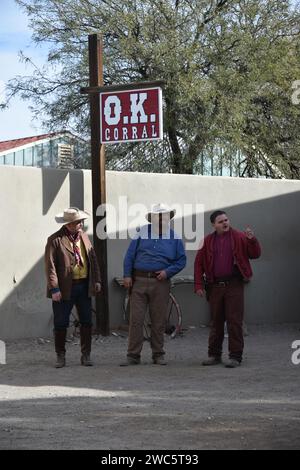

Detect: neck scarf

[64,227,83,266]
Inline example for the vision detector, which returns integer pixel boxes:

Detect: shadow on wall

[0,181,300,339]
[42,168,85,215]
[108,189,300,329]
[0,168,86,339]
[0,257,53,339]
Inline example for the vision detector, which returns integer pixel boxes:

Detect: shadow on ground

[0,325,300,449]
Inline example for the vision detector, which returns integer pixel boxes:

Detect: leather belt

[133,270,157,278]
[72,278,88,284]
[214,280,230,287]
[214,277,240,286]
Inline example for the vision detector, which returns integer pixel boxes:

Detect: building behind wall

[0,131,89,169]
[0,130,285,178]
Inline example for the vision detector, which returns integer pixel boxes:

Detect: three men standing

[45,205,260,369]
[194,210,261,368]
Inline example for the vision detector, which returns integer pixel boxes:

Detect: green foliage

[5,0,300,176]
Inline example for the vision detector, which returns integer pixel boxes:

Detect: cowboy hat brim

[55,210,90,224]
[146,209,176,222]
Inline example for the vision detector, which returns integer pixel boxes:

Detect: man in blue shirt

[121,204,186,366]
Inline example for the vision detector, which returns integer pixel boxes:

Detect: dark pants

[208,278,244,361]
[52,280,92,330]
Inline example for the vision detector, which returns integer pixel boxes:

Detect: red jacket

[194,228,261,292]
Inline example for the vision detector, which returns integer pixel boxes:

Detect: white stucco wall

[0,166,299,339]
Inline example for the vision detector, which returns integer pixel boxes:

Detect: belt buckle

[219,281,226,287]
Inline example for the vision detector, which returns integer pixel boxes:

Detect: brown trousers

[208,278,244,361]
[127,277,170,359]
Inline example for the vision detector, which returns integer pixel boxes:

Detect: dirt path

[0,324,299,449]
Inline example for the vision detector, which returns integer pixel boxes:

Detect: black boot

[80,325,93,366]
[54,329,67,368]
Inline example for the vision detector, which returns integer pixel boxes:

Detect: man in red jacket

[194,210,261,368]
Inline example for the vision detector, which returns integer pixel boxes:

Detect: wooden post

[88,33,109,336]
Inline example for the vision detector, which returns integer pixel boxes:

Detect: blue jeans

[53,280,92,330]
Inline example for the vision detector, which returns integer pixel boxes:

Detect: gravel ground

[0,323,300,450]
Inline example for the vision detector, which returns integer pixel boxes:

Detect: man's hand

[123,277,133,289]
[196,289,205,297]
[245,227,255,239]
[155,270,167,281]
[52,291,62,302]
[95,282,101,293]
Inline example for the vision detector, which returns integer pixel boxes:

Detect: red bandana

[64,227,83,267]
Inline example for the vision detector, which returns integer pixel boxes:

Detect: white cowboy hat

[55,207,90,225]
[146,203,176,222]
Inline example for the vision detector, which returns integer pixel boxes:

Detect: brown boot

[152,355,167,365]
[55,353,66,368]
[80,324,93,366]
[54,329,66,368]
[202,356,222,366]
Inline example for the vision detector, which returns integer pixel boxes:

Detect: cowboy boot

[54,329,67,368]
[80,324,93,366]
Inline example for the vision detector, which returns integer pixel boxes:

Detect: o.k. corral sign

[100,87,163,144]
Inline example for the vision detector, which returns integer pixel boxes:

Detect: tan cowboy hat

[146,203,176,222]
[55,207,90,225]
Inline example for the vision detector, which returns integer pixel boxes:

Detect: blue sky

[0,0,48,140]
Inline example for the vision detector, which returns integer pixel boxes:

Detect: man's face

[65,220,83,234]
[151,213,170,233]
[213,214,230,234]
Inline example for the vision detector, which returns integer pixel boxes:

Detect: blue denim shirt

[123,225,186,278]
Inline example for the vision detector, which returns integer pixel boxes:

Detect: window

[4,152,14,165]
[24,147,33,166]
[42,142,51,167]
[33,144,43,167]
[14,150,24,166]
